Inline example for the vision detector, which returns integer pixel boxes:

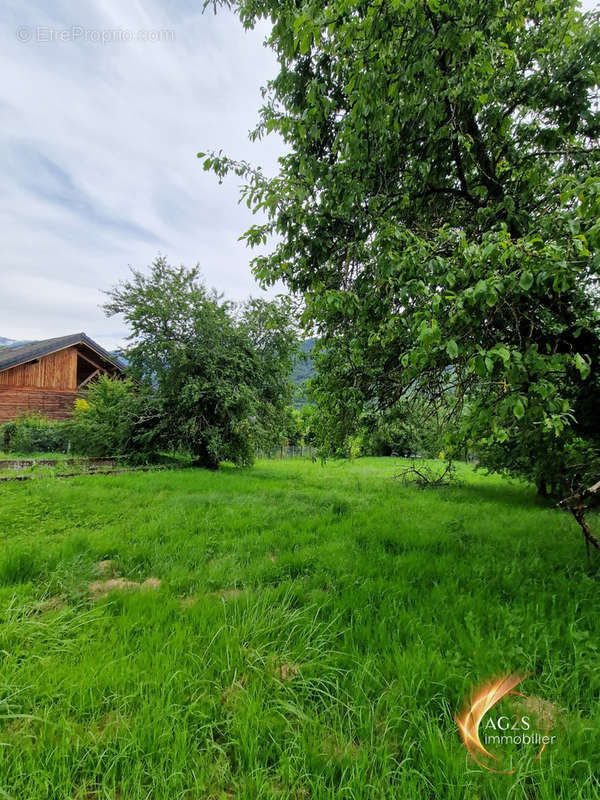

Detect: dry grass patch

[217,588,245,600]
[518,695,564,729]
[28,596,64,615]
[73,788,124,800]
[322,732,360,762]
[89,577,161,598]
[96,559,117,575]
[221,675,248,708]
[271,661,300,682]
[92,711,129,742]
[183,588,246,607]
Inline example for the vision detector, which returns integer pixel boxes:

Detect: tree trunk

[191,445,220,471]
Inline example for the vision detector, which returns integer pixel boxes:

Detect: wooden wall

[0,388,77,423]
[0,348,78,390]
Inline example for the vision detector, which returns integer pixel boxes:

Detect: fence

[256,445,316,460]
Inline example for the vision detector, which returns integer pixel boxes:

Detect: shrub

[69,375,155,461]
[0,414,71,454]
[360,398,456,459]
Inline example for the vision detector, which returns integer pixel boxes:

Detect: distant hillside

[291,338,316,406]
[291,338,316,386]
[0,337,33,350]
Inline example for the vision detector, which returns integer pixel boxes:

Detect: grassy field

[0,458,598,799]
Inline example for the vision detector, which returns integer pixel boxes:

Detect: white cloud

[1,0,597,348]
[0,0,285,348]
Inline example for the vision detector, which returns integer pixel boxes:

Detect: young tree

[202,0,600,492]
[104,256,298,468]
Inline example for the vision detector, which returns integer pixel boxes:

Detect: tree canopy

[104,256,298,468]
[202,0,600,492]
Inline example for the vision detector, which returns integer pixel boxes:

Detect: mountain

[291,338,316,386]
[291,338,316,406]
[0,337,32,350]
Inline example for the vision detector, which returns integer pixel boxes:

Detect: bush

[69,375,156,461]
[476,429,600,498]
[360,398,455,459]
[0,414,71,454]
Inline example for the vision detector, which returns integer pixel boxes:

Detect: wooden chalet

[0,333,126,423]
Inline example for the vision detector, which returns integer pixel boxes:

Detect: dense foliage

[279,403,318,447]
[360,397,459,459]
[203,0,600,493]
[104,256,298,468]
[0,384,150,460]
[0,414,71,454]
[69,377,152,460]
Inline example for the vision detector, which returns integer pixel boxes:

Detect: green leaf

[495,346,510,367]
[446,339,458,359]
[299,31,312,54]
[513,399,525,420]
[574,353,591,380]
[519,271,534,291]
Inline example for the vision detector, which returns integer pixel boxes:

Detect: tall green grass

[0,458,598,799]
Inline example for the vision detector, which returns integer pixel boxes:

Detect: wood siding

[0,348,77,390]
[0,388,77,423]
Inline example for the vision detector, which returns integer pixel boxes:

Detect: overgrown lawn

[0,459,598,799]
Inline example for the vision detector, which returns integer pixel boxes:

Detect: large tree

[203,0,600,492]
[104,256,298,468]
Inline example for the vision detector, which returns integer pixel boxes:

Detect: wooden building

[0,333,126,423]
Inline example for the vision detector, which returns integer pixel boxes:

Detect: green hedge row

[0,415,72,454]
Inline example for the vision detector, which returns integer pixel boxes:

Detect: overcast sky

[1,0,285,348]
[1,1,598,348]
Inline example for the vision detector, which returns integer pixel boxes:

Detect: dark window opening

[76,355,101,388]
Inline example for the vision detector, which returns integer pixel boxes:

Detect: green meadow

[0,458,598,799]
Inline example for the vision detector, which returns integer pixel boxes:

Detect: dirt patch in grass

[271,661,300,682]
[97,559,116,575]
[518,695,563,728]
[322,733,360,761]
[29,596,64,615]
[1,715,35,736]
[75,788,124,800]
[183,588,246,607]
[218,588,245,600]
[221,675,248,707]
[93,711,129,741]
[89,577,161,598]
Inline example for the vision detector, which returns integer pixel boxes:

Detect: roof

[0,333,127,373]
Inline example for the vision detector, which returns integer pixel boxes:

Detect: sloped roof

[0,333,126,373]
